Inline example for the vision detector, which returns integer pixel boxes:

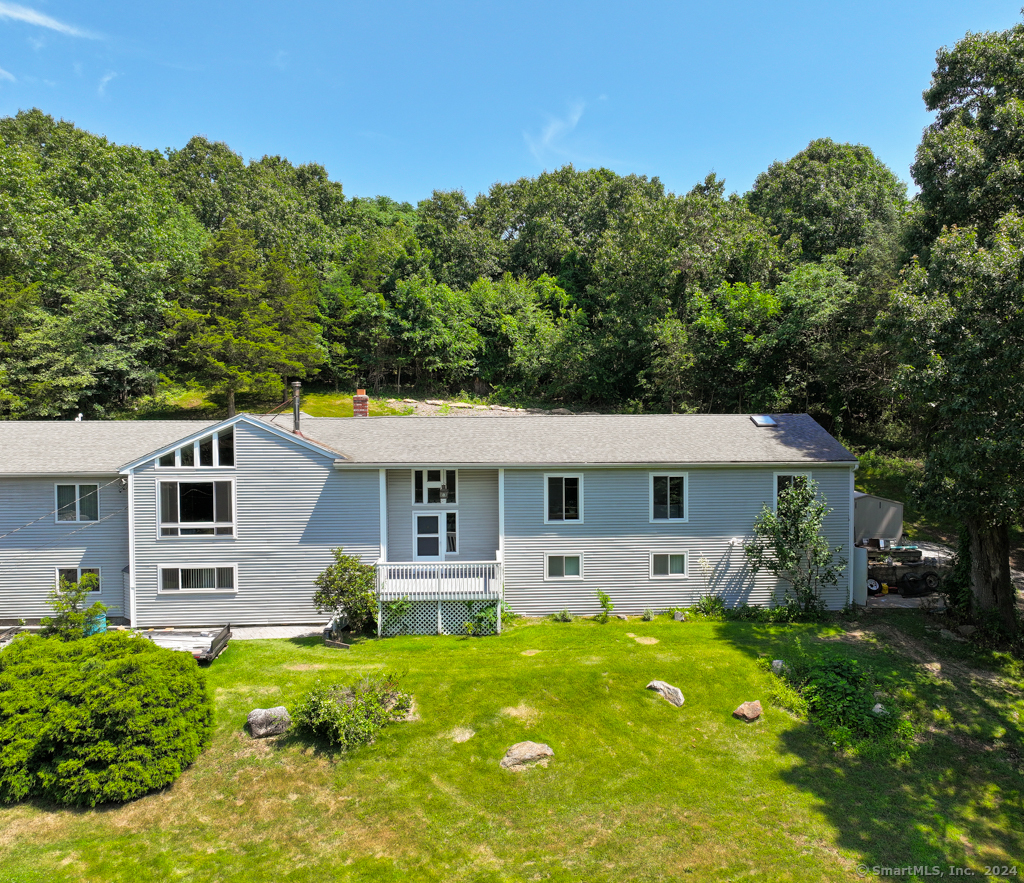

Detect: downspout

[849,463,858,607]
[498,468,505,635]
[127,469,138,626]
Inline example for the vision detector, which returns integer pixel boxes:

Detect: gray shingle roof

[290,413,855,466]
[0,421,218,474]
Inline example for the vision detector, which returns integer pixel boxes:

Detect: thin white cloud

[0,2,98,38]
[97,70,116,96]
[524,100,588,164]
[0,64,14,82]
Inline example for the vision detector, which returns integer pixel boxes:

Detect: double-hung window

[157,428,235,468]
[159,565,237,593]
[412,469,457,504]
[650,473,687,522]
[774,472,810,508]
[159,480,234,537]
[545,474,582,523]
[56,566,100,591]
[55,484,99,523]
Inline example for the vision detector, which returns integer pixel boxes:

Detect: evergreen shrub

[0,632,213,806]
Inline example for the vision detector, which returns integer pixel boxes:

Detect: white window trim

[445,510,459,556]
[543,473,584,525]
[412,511,448,561]
[55,566,102,592]
[649,551,690,580]
[648,472,689,523]
[411,468,458,506]
[773,471,812,511]
[156,478,237,540]
[155,429,236,469]
[157,563,238,594]
[544,552,584,581]
[54,483,100,523]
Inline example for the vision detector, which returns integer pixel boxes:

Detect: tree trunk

[227,388,236,418]
[968,519,1018,634]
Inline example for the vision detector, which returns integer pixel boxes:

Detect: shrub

[552,608,574,623]
[40,573,107,641]
[595,590,614,623]
[313,548,378,634]
[0,632,212,806]
[292,673,410,750]
[462,600,516,636]
[383,596,413,636]
[642,608,655,622]
[692,594,725,619]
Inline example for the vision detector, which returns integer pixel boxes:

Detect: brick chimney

[353,388,369,418]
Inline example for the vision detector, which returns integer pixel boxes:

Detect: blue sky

[1,1,1021,204]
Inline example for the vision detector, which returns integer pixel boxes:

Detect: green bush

[40,573,107,641]
[552,608,574,623]
[595,590,614,623]
[691,594,726,619]
[0,632,212,806]
[292,673,410,751]
[312,548,378,634]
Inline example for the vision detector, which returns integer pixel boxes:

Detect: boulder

[732,700,763,722]
[646,680,685,707]
[673,611,687,622]
[872,703,888,716]
[500,741,553,771]
[425,399,444,405]
[940,628,967,643]
[770,660,786,676]
[551,408,573,415]
[615,614,628,620]
[248,706,292,738]
[957,624,978,637]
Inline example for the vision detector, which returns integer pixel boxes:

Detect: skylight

[750,415,777,427]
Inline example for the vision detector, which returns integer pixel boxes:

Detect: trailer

[138,624,231,663]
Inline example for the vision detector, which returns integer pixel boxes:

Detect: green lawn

[1,616,1021,882]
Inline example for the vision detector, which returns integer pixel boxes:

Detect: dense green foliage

[291,673,410,750]
[0,631,212,806]
[39,572,107,641]
[312,548,379,634]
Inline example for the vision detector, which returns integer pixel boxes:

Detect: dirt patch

[283,664,329,671]
[449,727,475,743]
[501,703,539,724]
[634,637,659,645]
[520,649,541,656]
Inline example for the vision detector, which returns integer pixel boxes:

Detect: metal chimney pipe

[292,381,301,433]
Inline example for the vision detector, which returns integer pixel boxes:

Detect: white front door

[414,513,443,560]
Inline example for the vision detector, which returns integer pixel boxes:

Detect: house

[0,407,857,632]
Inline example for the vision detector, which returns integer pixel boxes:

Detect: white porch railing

[375,558,503,602]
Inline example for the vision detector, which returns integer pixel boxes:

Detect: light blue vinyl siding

[132,421,380,627]
[502,466,853,616]
[0,476,129,622]
[385,469,499,562]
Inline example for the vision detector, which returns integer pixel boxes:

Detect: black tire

[922,571,941,591]
[866,578,881,595]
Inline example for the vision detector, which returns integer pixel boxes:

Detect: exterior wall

[0,475,129,623]
[385,468,499,562]
[502,465,854,616]
[131,421,380,627]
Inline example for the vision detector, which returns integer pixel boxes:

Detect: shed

[854,492,903,544]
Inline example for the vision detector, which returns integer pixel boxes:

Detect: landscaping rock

[940,628,968,642]
[616,614,628,620]
[248,706,291,738]
[425,399,444,406]
[402,398,418,403]
[500,741,553,771]
[872,703,888,716]
[957,625,978,637]
[732,700,763,722]
[551,408,573,415]
[453,402,473,408]
[673,611,686,622]
[646,680,685,707]
[771,660,786,676]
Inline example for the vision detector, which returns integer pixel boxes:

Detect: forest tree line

[2,19,1023,627]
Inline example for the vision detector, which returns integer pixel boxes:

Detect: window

[545,553,582,580]
[159,480,234,537]
[55,484,99,522]
[159,565,236,593]
[545,474,582,523]
[157,428,235,468]
[56,567,101,592]
[650,552,688,579]
[650,473,687,522]
[412,469,457,504]
[774,472,810,508]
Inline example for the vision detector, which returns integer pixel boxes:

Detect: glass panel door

[414,514,442,560]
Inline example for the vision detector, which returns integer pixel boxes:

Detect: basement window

[159,565,237,593]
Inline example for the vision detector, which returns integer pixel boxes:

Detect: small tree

[312,548,378,634]
[744,479,846,616]
[40,573,107,641]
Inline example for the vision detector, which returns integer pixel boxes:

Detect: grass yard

[1,616,1022,882]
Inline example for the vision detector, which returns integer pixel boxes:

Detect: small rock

[402,398,418,403]
[489,404,504,410]
[733,700,763,722]
[386,398,397,403]
[957,625,978,637]
[551,408,573,415]
[872,703,888,716]
[770,660,786,676]
[646,680,685,707]
[940,628,967,642]
[873,691,887,700]
[453,402,473,408]
[473,405,489,410]
[247,706,291,738]
[615,614,628,620]
[500,741,553,771]
[425,399,444,405]
[673,611,686,622]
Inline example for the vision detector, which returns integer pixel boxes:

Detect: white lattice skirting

[381,600,498,637]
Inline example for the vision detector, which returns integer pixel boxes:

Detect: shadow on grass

[711,618,1024,874]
